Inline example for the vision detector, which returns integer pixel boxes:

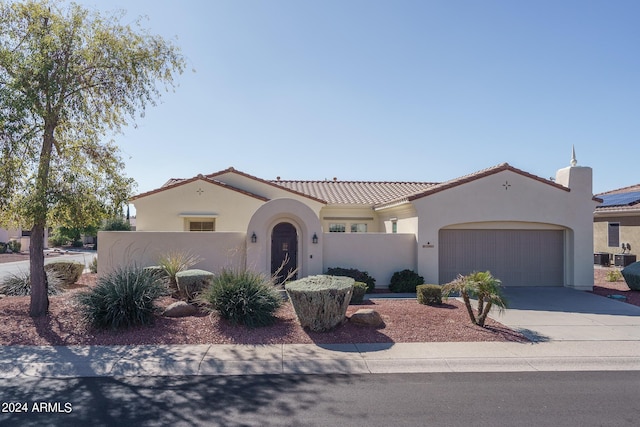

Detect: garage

[439,229,565,286]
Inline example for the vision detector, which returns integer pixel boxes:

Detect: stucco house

[99,154,598,290]
[594,184,640,267]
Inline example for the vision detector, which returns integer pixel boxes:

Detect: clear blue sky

[76,0,639,196]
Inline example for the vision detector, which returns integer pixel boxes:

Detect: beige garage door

[439,229,564,286]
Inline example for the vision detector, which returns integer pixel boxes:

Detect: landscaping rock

[349,309,383,327]
[162,301,197,317]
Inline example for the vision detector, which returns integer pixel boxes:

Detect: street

[1,371,639,427]
[0,251,97,279]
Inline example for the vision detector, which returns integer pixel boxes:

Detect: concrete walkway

[2,287,640,378]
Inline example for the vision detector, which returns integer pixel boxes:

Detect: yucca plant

[157,250,203,294]
[75,266,168,330]
[0,271,64,296]
[199,268,283,328]
[442,271,507,327]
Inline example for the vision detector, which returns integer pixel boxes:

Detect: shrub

[44,261,84,287]
[325,267,376,292]
[75,267,168,330]
[286,275,354,331]
[0,271,64,296]
[622,262,640,291]
[389,269,424,293]
[606,269,623,282]
[157,250,202,294]
[350,281,368,305]
[442,271,507,327]
[416,284,442,306]
[89,257,98,274]
[199,269,283,327]
[102,218,131,231]
[175,269,214,301]
[0,242,6,254]
[7,240,20,253]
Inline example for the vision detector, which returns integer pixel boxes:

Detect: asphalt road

[1,371,639,427]
[0,251,96,279]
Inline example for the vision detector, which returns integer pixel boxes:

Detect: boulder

[162,301,198,317]
[349,309,383,327]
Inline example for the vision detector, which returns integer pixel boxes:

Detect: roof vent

[333,177,337,182]
[276,176,281,181]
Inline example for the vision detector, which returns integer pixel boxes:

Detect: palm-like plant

[442,271,507,327]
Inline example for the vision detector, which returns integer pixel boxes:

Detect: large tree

[0,0,184,317]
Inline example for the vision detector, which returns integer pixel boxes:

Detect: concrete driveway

[491,287,640,342]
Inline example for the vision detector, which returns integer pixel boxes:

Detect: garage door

[439,229,564,286]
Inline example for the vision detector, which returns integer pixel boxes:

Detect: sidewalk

[2,340,640,378]
[2,287,640,378]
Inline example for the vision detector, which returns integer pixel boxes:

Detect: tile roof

[595,183,640,213]
[270,180,437,205]
[131,164,569,207]
[375,163,569,208]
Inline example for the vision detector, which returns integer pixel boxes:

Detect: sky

[73,0,639,197]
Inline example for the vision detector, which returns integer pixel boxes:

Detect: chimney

[555,146,592,195]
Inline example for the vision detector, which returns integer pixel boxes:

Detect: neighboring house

[0,227,49,252]
[594,184,640,266]
[100,155,598,290]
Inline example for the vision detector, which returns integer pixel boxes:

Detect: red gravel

[3,267,635,347]
[0,274,527,346]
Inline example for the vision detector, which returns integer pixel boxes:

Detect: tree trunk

[461,291,477,325]
[29,121,55,317]
[29,223,48,317]
[477,302,493,327]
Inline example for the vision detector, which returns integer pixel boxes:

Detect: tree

[0,0,184,317]
[441,271,508,327]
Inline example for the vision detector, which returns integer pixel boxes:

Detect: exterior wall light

[251,232,257,243]
[312,233,318,244]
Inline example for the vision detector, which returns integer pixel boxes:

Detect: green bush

[389,269,424,293]
[286,275,354,331]
[349,281,367,305]
[175,269,214,301]
[606,269,623,282]
[0,242,7,254]
[7,240,20,253]
[75,267,168,330]
[325,267,376,292]
[200,269,283,328]
[102,218,131,231]
[622,262,640,291]
[44,261,84,287]
[0,271,64,296]
[416,284,442,306]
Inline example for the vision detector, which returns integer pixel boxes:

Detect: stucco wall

[594,215,640,256]
[132,179,265,232]
[412,168,597,289]
[322,232,417,288]
[97,231,246,275]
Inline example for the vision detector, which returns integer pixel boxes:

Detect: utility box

[614,254,637,267]
[594,252,611,266]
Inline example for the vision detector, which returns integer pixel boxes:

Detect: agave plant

[442,271,507,327]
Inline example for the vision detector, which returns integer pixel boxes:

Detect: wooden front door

[271,222,298,282]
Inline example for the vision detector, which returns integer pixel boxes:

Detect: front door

[271,222,298,282]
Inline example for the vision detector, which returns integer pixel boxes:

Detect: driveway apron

[491,287,640,342]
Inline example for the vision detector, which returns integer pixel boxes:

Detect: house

[0,227,48,252]
[99,154,598,290]
[594,184,640,267]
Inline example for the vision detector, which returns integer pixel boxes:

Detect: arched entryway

[271,222,298,281]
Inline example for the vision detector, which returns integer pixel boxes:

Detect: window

[392,221,398,234]
[329,223,346,233]
[189,220,215,231]
[351,223,367,233]
[608,222,620,247]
